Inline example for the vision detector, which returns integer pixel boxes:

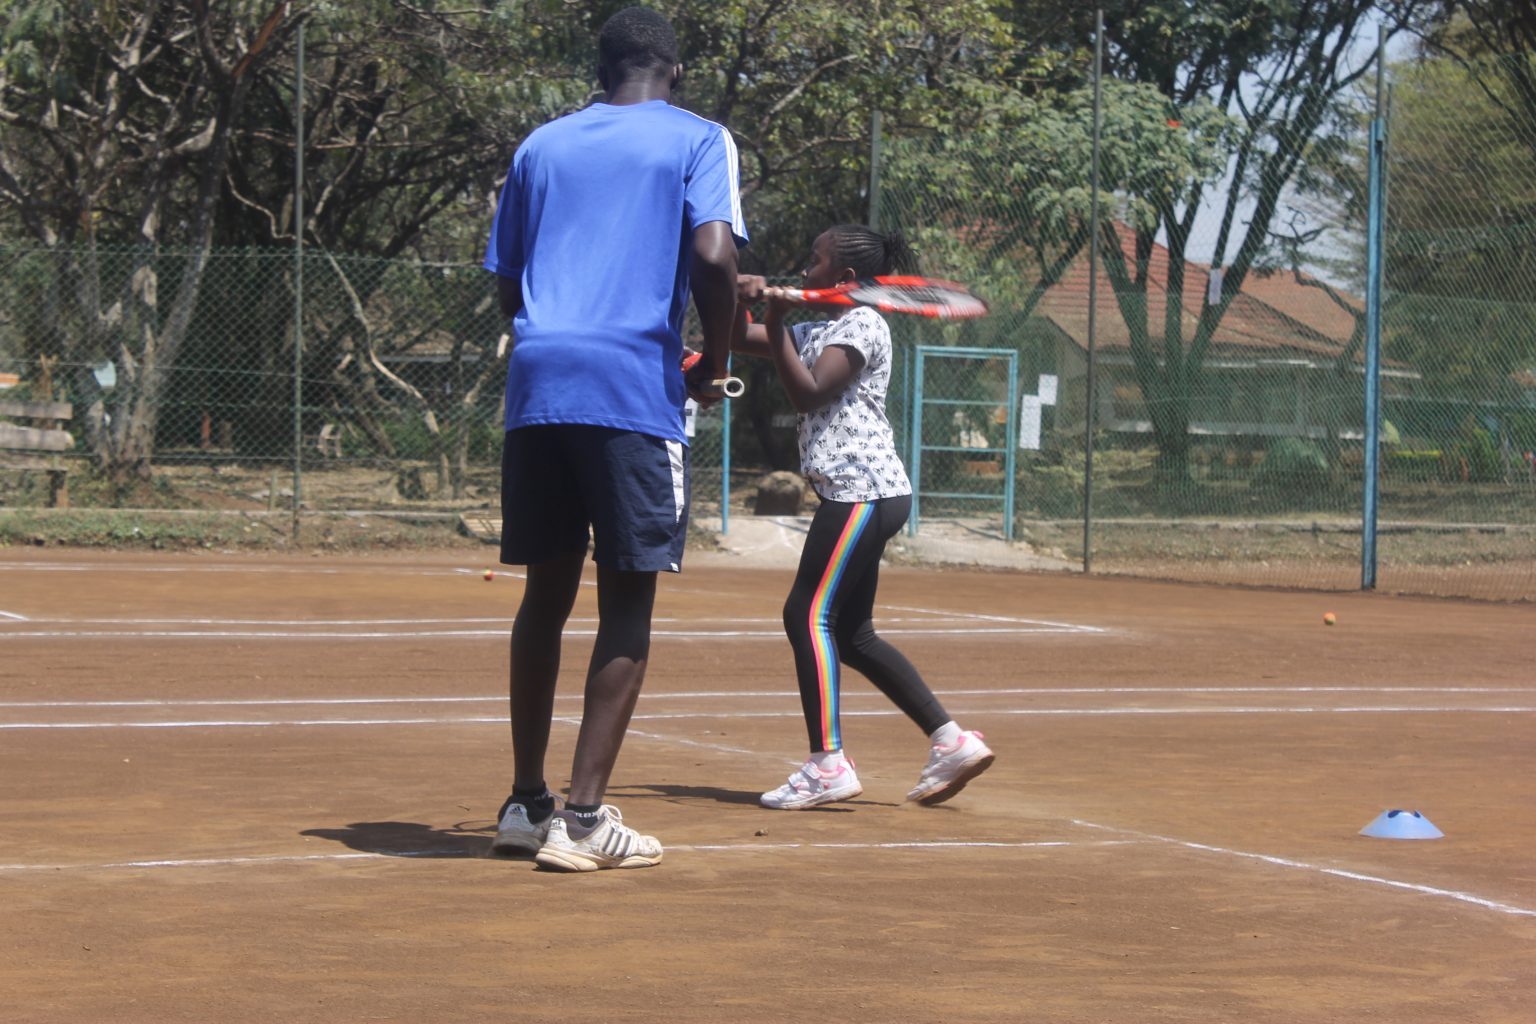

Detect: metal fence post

[1362,27,1386,591]
[291,20,305,541]
[1083,9,1103,574]
[909,345,925,536]
[721,355,732,535]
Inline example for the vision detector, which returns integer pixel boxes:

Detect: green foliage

[882,81,1235,318]
[665,0,1024,271]
[1382,50,1536,400]
[1384,449,1443,482]
[1443,415,1504,483]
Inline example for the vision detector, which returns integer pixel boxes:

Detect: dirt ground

[1,548,1533,1023]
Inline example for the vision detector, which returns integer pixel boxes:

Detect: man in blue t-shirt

[482,6,746,872]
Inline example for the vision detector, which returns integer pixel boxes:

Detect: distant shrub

[1441,416,1502,483]
[1384,449,1442,481]
[1253,438,1330,491]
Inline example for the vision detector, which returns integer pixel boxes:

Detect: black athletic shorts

[500,424,689,572]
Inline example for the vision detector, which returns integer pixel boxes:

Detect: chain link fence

[873,53,1535,601]
[2,52,1533,600]
[1375,51,1536,601]
[0,246,730,517]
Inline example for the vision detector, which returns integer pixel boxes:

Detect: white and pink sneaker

[907,730,995,805]
[760,758,863,810]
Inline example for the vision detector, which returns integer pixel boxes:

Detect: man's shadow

[300,820,495,859]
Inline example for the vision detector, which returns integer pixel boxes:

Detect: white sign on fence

[1037,374,1058,406]
[1019,395,1043,450]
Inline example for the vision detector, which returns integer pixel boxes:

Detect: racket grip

[681,351,745,398]
[710,376,746,399]
[762,286,806,303]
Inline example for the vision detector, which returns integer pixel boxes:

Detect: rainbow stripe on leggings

[807,501,873,751]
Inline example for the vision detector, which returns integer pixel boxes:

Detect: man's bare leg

[567,565,657,805]
[508,550,586,792]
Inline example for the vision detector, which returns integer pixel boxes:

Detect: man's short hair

[598,7,679,76]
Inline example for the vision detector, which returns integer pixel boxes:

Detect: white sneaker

[760,759,863,810]
[907,730,995,805]
[489,794,556,857]
[534,806,664,872]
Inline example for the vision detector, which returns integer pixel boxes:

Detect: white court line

[977,705,1536,716]
[0,601,1105,638]
[685,839,1145,851]
[6,705,1536,730]
[0,853,389,872]
[0,839,1142,875]
[1071,819,1536,919]
[0,615,773,626]
[0,614,1003,626]
[623,727,765,758]
[7,616,515,626]
[885,603,1103,632]
[0,561,495,577]
[6,685,1529,711]
[0,562,352,575]
[0,625,1092,640]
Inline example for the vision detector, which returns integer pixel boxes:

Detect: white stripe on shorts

[667,439,685,524]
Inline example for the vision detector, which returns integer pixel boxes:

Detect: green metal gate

[909,346,1018,540]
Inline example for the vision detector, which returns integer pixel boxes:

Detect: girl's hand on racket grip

[736,274,767,302]
[757,285,799,312]
[739,274,792,312]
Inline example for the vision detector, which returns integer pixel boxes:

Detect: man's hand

[682,350,728,405]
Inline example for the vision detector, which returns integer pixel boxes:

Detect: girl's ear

[837,266,857,284]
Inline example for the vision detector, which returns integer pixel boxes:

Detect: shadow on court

[631,782,886,811]
[630,782,771,807]
[300,821,492,858]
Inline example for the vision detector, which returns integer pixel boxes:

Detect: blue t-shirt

[484,100,748,442]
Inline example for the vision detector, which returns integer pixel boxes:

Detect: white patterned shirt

[790,306,912,502]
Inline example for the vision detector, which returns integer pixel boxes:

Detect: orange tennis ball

[483,569,495,581]
[1322,611,1336,626]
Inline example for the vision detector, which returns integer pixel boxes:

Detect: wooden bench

[0,399,75,508]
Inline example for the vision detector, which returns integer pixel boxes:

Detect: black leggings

[783,493,949,753]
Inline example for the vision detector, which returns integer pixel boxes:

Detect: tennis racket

[763,275,989,320]
[680,351,745,398]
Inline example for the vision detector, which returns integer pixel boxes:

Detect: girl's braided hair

[826,224,919,279]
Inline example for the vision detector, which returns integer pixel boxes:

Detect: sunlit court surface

[1,548,1533,1023]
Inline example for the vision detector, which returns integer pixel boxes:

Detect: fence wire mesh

[2,52,1532,600]
[876,55,1534,601]
[0,246,728,516]
[1377,51,1536,600]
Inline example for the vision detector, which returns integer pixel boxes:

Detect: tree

[1379,49,1536,405]
[1029,1,1439,481]
[883,79,1234,329]
[669,0,1025,272]
[209,1,585,497]
[2,0,1042,481]
[0,0,295,484]
[659,0,1033,465]
[1430,1,1536,148]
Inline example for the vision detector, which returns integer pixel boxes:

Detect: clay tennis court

[1,547,1532,1022]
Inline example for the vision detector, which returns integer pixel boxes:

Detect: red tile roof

[1034,227,1365,364]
